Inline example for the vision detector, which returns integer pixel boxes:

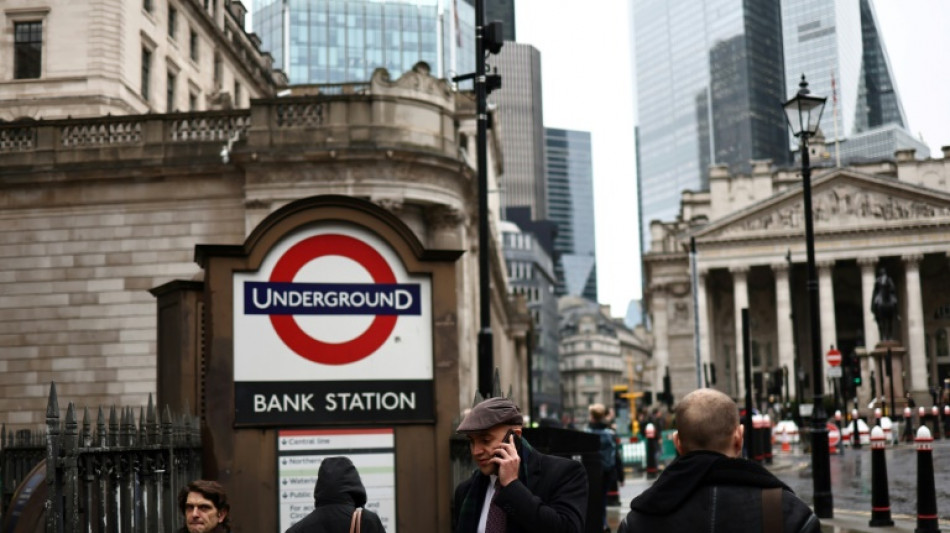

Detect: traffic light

[661,368,673,408]
[483,21,504,94]
[613,385,628,414]
[852,355,862,387]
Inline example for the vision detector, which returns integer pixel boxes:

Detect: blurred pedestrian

[586,403,619,532]
[286,456,385,532]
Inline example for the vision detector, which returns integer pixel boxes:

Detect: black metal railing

[0,383,202,532]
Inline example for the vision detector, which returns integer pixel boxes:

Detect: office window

[233,81,241,107]
[144,0,153,13]
[168,6,178,39]
[167,71,176,112]
[189,92,198,111]
[189,30,199,61]
[141,47,152,100]
[14,21,43,79]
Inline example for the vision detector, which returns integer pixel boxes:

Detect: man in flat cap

[452,397,588,533]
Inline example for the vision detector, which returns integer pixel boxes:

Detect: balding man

[618,389,820,533]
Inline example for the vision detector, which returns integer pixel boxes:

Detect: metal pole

[801,131,833,518]
[690,237,702,388]
[475,0,493,397]
[742,309,754,459]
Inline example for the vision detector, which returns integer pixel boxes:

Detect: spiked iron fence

[0,383,202,532]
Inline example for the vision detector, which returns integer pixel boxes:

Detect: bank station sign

[233,224,434,426]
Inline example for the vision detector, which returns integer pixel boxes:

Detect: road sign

[827,366,842,378]
[826,346,842,367]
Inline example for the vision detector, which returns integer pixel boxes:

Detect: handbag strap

[349,508,363,533]
[762,488,783,533]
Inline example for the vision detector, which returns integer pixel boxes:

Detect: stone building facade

[0,64,528,425]
[558,296,652,424]
[645,144,950,413]
[0,0,284,121]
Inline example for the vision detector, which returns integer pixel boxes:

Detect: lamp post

[783,74,832,519]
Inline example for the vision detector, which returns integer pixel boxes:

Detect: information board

[277,428,397,532]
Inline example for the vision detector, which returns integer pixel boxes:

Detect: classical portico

[645,153,950,414]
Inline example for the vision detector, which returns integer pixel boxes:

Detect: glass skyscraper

[546,128,597,301]
[491,43,546,220]
[252,0,475,84]
[633,0,788,250]
[782,0,923,162]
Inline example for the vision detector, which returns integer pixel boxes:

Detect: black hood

[314,456,367,507]
[630,451,789,515]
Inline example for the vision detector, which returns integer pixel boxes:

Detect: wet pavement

[606,439,950,533]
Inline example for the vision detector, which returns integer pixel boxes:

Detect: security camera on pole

[453,1,503,397]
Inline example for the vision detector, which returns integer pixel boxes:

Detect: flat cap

[456,397,523,433]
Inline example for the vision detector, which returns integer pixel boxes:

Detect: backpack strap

[762,488,783,533]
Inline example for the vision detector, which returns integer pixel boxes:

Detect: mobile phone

[495,429,516,457]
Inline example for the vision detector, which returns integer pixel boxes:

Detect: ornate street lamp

[783,74,832,519]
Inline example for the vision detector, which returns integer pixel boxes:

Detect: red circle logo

[269,234,397,365]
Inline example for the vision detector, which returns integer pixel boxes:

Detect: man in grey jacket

[618,389,820,533]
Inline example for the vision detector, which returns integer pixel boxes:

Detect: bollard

[764,414,773,464]
[868,426,894,527]
[875,407,882,429]
[852,408,862,449]
[645,423,658,480]
[931,406,941,440]
[918,406,926,437]
[781,425,791,453]
[834,410,843,453]
[915,426,940,533]
[944,405,950,438]
[904,407,914,443]
[750,414,763,463]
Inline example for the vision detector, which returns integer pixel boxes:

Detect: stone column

[696,268,712,382]
[858,257,880,384]
[731,266,749,398]
[902,254,927,393]
[772,262,795,388]
[651,282,670,395]
[818,260,838,364]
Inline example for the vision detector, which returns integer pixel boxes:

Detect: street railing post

[645,423,658,480]
[868,426,894,527]
[914,426,939,533]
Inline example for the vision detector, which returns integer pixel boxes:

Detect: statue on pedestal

[871,267,898,341]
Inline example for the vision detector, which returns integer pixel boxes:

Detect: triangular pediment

[695,169,950,242]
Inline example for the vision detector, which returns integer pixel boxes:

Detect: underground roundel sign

[232,223,434,426]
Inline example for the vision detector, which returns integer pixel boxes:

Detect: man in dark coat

[618,389,820,533]
[452,396,588,533]
[286,456,386,532]
[178,480,231,533]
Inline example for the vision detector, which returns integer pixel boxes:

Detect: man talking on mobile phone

[452,396,588,533]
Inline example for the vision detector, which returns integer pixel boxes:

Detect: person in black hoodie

[618,389,820,533]
[286,456,386,533]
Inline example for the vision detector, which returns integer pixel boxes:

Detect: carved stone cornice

[769,262,789,273]
[372,196,404,213]
[424,204,466,230]
[728,265,749,276]
[856,256,879,269]
[816,260,836,270]
[901,253,924,265]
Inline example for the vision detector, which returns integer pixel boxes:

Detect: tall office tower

[633,0,788,249]
[546,128,597,301]
[252,0,475,84]
[782,0,928,162]
[490,43,546,219]
[485,0,516,41]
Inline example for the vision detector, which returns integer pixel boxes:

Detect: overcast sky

[516,0,950,318]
